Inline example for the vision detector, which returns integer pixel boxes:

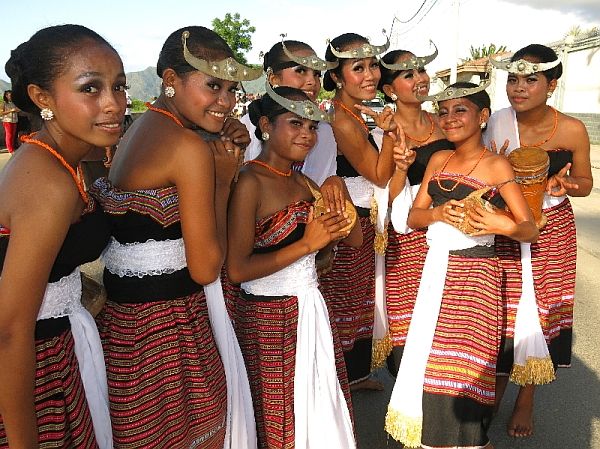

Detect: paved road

[2,148,600,449]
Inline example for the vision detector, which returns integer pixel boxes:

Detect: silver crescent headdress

[327,30,390,60]
[265,81,331,122]
[379,41,438,71]
[417,76,491,103]
[280,34,338,71]
[181,31,262,81]
[489,55,561,76]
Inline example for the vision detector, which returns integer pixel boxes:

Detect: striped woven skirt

[319,215,375,382]
[0,318,97,449]
[385,227,427,374]
[96,291,227,449]
[421,254,501,448]
[496,199,576,372]
[236,291,352,449]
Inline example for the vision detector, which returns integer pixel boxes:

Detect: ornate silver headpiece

[327,30,390,60]
[379,41,438,71]
[265,81,330,122]
[489,55,561,76]
[417,76,491,103]
[280,35,338,71]
[181,31,262,81]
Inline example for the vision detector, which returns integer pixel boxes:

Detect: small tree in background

[212,13,256,64]
[464,43,508,62]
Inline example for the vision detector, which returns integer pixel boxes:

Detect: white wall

[556,45,600,114]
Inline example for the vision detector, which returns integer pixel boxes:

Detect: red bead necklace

[145,102,183,128]
[245,159,292,177]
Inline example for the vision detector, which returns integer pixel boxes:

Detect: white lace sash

[343,176,373,209]
[35,268,113,448]
[241,254,318,296]
[102,237,186,277]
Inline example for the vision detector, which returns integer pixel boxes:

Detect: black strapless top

[408,139,454,185]
[336,133,379,177]
[547,149,573,177]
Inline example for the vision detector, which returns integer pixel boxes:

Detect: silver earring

[262,132,270,141]
[480,122,486,129]
[165,86,175,98]
[390,93,398,101]
[336,82,343,90]
[272,84,279,89]
[547,91,553,99]
[40,108,54,121]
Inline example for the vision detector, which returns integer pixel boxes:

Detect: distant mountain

[127,66,161,101]
[0,79,10,93]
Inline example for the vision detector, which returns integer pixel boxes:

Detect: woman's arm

[0,164,77,449]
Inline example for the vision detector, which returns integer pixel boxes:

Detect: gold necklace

[436,147,488,192]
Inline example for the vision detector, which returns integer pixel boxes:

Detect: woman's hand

[221,117,251,149]
[465,205,516,236]
[436,199,465,226]
[319,176,347,214]
[489,139,510,156]
[546,163,578,196]
[301,208,352,252]
[209,138,241,185]
[354,104,396,132]
[390,123,415,172]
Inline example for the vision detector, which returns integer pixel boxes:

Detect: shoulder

[558,111,588,136]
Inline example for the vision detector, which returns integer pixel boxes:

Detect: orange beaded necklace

[145,102,183,127]
[520,106,558,148]
[21,133,89,203]
[333,100,369,134]
[245,159,292,177]
[436,146,488,192]
[404,112,435,144]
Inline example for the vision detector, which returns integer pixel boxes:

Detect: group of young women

[0,20,591,449]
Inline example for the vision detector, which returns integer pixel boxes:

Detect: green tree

[212,13,256,64]
[464,43,508,61]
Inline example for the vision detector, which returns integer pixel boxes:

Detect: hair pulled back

[511,44,562,81]
[263,40,315,73]
[378,50,414,102]
[5,24,116,114]
[156,26,235,79]
[248,86,311,140]
[323,33,369,91]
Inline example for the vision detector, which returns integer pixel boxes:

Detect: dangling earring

[547,91,553,99]
[165,86,175,98]
[262,132,270,141]
[336,82,343,90]
[390,93,398,101]
[40,108,54,121]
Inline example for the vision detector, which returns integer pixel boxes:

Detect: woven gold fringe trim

[510,356,556,386]
[384,407,422,448]
[369,196,388,254]
[371,333,392,370]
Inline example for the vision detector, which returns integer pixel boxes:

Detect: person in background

[0,24,125,448]
[1,90,19,153]
[123,89,133,133]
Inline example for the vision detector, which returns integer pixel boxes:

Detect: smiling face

[43,40,127,148]
[270,49,322,102]
[262,111,318,162]
[437,97,488,144]
[174,70,238,133]
[506,58,557,113]
[337,56,381,101]
[387,53,430,104]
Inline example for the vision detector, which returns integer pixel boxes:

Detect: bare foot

[349,377,384,391]
[507,384,535,438]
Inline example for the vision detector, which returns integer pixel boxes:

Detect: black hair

[323,33,369,91]
[156,26,234,79]
[5,24,117,114]
[441,82,491,112]
[378,50,414,102]
[511,44,562,81]
[263,40,314,73]
[2,90,12,103]
[248,86,311,140]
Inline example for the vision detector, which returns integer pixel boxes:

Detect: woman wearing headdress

[228,83,361,448]
[486,44,592,438]
[319,32,398,390]
[0,24,124,448]
[385,81,538,449]
[374,45,454,374]
[91,26,261,449]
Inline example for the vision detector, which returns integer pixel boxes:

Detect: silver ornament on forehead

[327,29,390,60]
[489,55,561,76]
[417,75,491,103]
[265,81,330,122]
[379,40,439,71]
[279,34,338,71]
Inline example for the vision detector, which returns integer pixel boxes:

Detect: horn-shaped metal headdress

[280,34,338,71]
[489,55,561,76]
[417,76,491,103]
[181,30,262,81]
[327,29,390,60]
[380,40,438,71]
[265,81,331,122]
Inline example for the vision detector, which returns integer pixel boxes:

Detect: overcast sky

[1,0,598,82]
